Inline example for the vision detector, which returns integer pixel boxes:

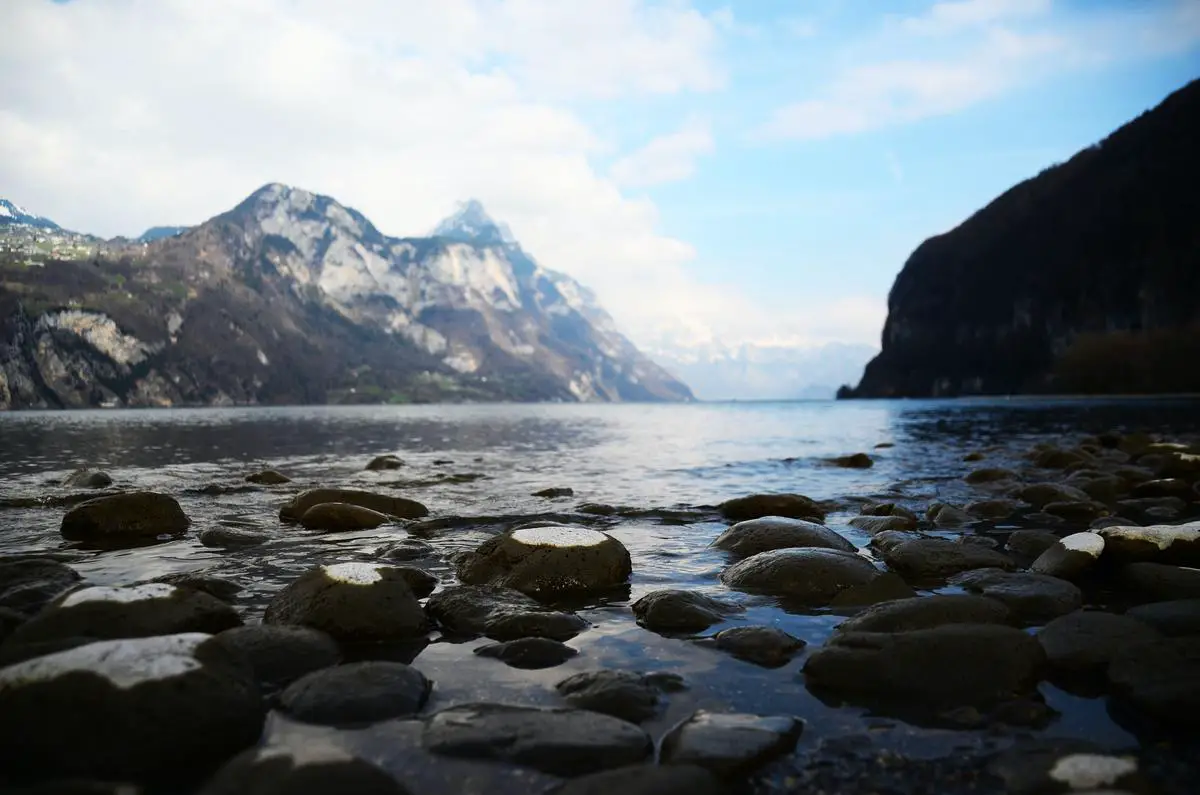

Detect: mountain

[651,341,877,400]
[137,226,188,243]
[0,184,692,409]
[0,199,60,230]
[845,78,1200,398]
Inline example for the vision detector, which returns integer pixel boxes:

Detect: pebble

[1107,637,1200,727]
[1124,599,1200,636]
[278,489,428,522]
[300,502,391,532]
[279,661,431,725]
[717,493,825,523]
[709,625,806,668]
[263,563,428,642]
[456,525,632,598]
[245,469,291,485]
[547,764,723,795]
[60,491,190,546]
[365,454,405,470]
[881,538,1015,581]
[1031,532,1105,580]
[712,516,855,556]
[834,594,1011,634]
[721,548,882,604]
[660,710,804,776]
[555,670,666,723]
[1119,562,1200,601]
[1036,610,1161,673]
[199,526,269,548]
[425,585,587,640]
[474,637,579,669]
[950,568,1083,623]
[378,539,436,561]
[631,589,744,633]
[213,624,342,693]
[0,557,83,615]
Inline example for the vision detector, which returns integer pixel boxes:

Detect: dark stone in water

[278,489,428,522]
[366,454,405,471]
[1119,562,1200,601]
[548,764,723,795]
[712,517,855,557]
[422,703,653,776]
[60,491,189,545]
[1125,599,1200,636]
[0,633,264,782]
[455,525,632,599]
[718,494,824,523]
[631,589,743,634]
[950,569,1083,623]
[245,469,291,485]
[64,469,113,489]
[392,566,437,598]
[148,571,242,603]
[0,558,82,615]
[300,502,391,532]
[826,453,873,469]
[709,625,806,668]
[1108,636,1200,727]
[1036,610,1161,674]
[721,548,881,605]
[198,743,409,794]
[425,585,587,640]
[279,661,431,725]
[213,625,342,693]
[475,637,578,669]
[199,526,269,548]
[484,610,589,642]
[262,563,428,642]
[378,539,435,561]
[881,538,1015,582]
[834,594,1011,635]
[660,710,804,776]
[533,487,575,498]
[555,670,668,723]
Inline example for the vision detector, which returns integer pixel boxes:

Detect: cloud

[609,119,715,188]
[0,0,737,348]
[899,0,1051,36]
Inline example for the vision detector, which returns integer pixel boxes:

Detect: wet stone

[828,572,917,607]
[1093,521,1200,567]
[660,710,804,777]
[1107,637,1200,727]
[391,566,437,598]
[60,491,189,546]
[0,606,24,643]
[927,503,973,528]
[279,661,431,725]
[860,503,919,522]
[555,670,668,723]
[548,764,723,795]
[709,625,806,668]
[199,526,269,548]
[425,585,586,640]
[1037,610,1161,673]
[1031,532,1105,581]
[263,563,428,642]
[631,589,744,634]
[475,637,578,669]
[455,525,632,599]
[300,502,391,532]
[951,568,1083,623]
[0,633,264,782]
[245,469,291,485]
[0,557,82,615]
[421,703,653,776]
[1118,562,1200,601]
[1019,483,1093,509]
[279,489,428,522]
[1006,529,1062,559]
[723,548,882,604]
[366,454,405,471]
[483,610,589,642]
[834,594,1011,634]
[986,740,1132,795]
[1132,478,1192,498]
[718,493,824,523]
[198,743,409,795]
[1042,500,1108,524]
[148,571,242,603]
[64,469,113,489]
[847,515,916,534]
[213,625,342,693]
[378,539,435,561]
[5,583,242,646]
[868,530,926,555]
[1117,496,1188,518]
[712,516,855,557]
[964,467,1020,485]
[965,498,1020,521]
[826,453,873,468]
[533,487,575,498]
[1124,599,1200,636]
[881,538,1015,581]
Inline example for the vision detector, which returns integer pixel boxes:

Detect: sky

[1,0,1198,358]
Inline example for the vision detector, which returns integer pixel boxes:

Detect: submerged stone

[710,625,806,668]
[717,494,824,523]
[660,710,804,776]
[474,637,578,669]
[555,670,669,723]
[712,516,855,557]
[60,491,189,545]
[951,569,1083,623]
[834,594,1011,635]
[722,548,881,604]
[631,590,744,634]
[425,585,587,640]
[455,524,631,599]
[279,489,427,522]
[299,503,391,532]
[279,661,431,725]
[881,538,1015,581]
[0,557,82,615]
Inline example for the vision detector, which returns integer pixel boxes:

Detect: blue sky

[2,0,1198,355]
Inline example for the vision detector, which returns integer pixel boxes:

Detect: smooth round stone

[710,626,806,668]
[826,453,873,468]
[1107,637,1200,726]
[1124,599,1200,636]
[474,637,578,669]
[279,489,427,522]
[722,548,881,604]
[245,469,291,485]
[964,468,1021,485]
[0,557,82,615]
[847,515,916,534]
[712,517,855,557]
[199,527,269,548]
[484,610,589,642]
[199,744,409,794]
[717,494,824,523]
[425,585,586,640]
[149,571,242,603]
[365,454,405,471]
[422,703,653,776]
[1031,532,1105,581]
[279,661,431,725]
[378,539,435,561]
[0,633,264,781]
[881,538,1015,581]
[631,590,744,634]
[965,499,1020,520]
[927,503,974,528]
[860,503,918,521]
[390,566,437,598]
[1118,562,1200,601]
[555,670,666,723]
[263,564,428,642]
[6,583,242,646]
[805,624,1045,708]
[1037,610,1161,672]
[64,469,113,489]
[950,569,1083,623]
[60,491,189,545]
[299,503,390,532]
[213,625,342,692]
[1093,522,1200,566]
[1019,483,1093,508]
[455,525,632,598]
[1007,529,1062,559]
[834,594,1011,634]
[548,764,723,795]
[0,607,24,644]
[660,710,804,776]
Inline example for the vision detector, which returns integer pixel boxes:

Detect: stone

[987,740,1136,795]
[279,489,428,522]
[882,538,1015,581]
[1118,562,1200,600]
[213,625,342,692]
[150,571,242,603]
[64,469,113,489]
[422,703,653,776]
[826,453,872,469]
[834,594,1011,634]
[1124,599,1200,636]
[5,583,242,646]
[722,548,881,604]
[868,530,926,554]
[1006,529,1062,558]
[1042,500,1107,524]
[475,637,578,669]
[555,670,670,723]
[378,539,435,561]
[425,585,586,640]
[959,534,1000,549]
[717,493,824,523]
[805,624,1045,708]
[1117,496,1188,517]
[1071,474,1127,503]
[1036,610,1160,673]
[827,572,918,607]
[366,454,405,471]
[860,503,919,522]
[263,563,428,642]
[245,469,291,485]
[660,710,803,776]
[299,502,391,532]
[951,569,1083,622]
[279,661,431,725]
[712,516,855,557]
[0,607,24,643]
[548,764,723,795]
[0,633,264,781]
[198,744,408,795]
[927,503,974,528]
[710,625,805,667]
[1107,637,1200,726]
[533,487,575,498]
[847,515,916,534]
[1031,532,1105,580]
[455,524,632,598]
[963,451,986,461]
[199,527,269,548]
[1132,478,1192,498]
[1033,448,1091,469]
[1019,483,1093,509]
[1091,516,1136,530]
[1093,521,1200,566]
[60,491,189,545]
[964,468,1020,485]
[0,557,82,615]
[965,499,1019,520]
[630,590,743,634]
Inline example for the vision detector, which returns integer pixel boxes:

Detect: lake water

[2,398,1199,792]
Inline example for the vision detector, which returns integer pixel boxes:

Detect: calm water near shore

[2,397,1200,792]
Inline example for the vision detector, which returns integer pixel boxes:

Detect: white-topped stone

[1049,753,1137,790]
[323,562,383,585]
[61,582,176,607]
[1095,522,1200,550]
[511,525,607,548]
[1061,532,1106,557]
[0,633,209,689]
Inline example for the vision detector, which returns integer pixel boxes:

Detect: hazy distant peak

[432,198,514,246]
[0,198,60,230]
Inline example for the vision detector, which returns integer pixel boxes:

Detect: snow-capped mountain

[137,226,188,242]
[0,199,60,230]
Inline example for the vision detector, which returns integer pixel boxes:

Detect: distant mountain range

[0,185,693,408]
[0,199,60,231]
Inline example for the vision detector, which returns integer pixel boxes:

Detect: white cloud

[609,119,715,188]
[899,0,1051,36]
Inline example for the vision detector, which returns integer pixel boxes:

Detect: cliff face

[848,78,1200,398]
[0,185,692,409]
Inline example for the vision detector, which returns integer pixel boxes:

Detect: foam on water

[511,525,606,548]
[0,633,209,689]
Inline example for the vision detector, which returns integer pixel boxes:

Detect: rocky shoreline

[1,431,1199,794]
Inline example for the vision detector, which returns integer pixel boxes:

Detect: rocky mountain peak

[432,199,513,246]
[0,198,60,230]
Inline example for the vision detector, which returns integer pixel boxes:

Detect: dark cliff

[847,78,1200,398]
